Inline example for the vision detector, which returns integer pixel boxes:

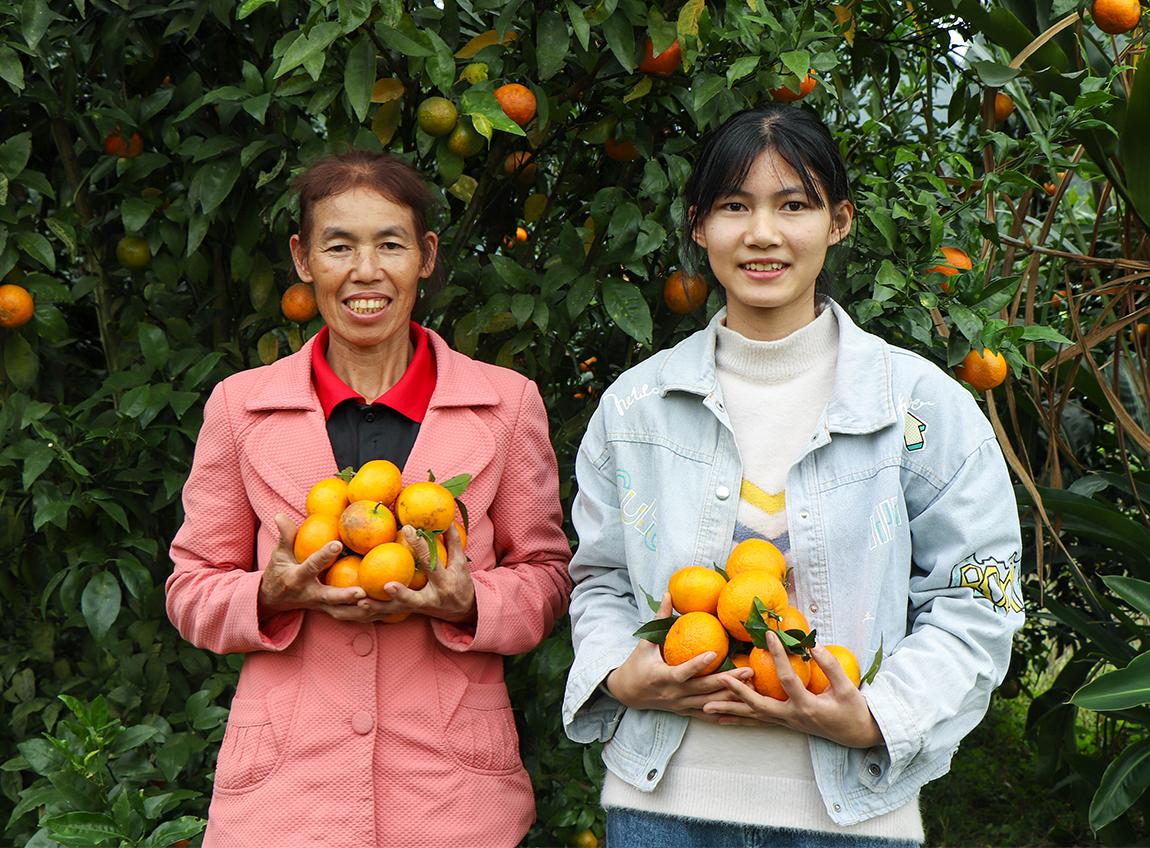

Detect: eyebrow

[721,186,809,200]
[318,225,411,241]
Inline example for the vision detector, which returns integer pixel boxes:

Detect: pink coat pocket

[434,653,521,774]
[214,679,298,793]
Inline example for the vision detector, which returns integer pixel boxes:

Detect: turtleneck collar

[715,304,838,384]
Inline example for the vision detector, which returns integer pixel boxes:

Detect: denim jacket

[561,300,1024,826]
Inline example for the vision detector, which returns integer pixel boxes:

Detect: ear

[689,206,707,249]
[419,231,440,279]
[289,234,313,283]
[828,200,854,246]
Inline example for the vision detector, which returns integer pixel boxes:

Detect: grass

[922,692,1096,847]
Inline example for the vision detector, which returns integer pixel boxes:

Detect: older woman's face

[290,188,437,352]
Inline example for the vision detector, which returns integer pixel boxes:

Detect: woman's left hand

[702,631,884,749]
[354,523,477,624]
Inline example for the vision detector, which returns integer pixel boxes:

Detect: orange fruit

[446,118,486,157]
[572,829,599,848]
[339,500,398,554]
[725,538,787,582]
[662,611,729,677]
[638,39,681,76]
[808,644,862,694]
[668,566,727,615]
[494,83,536,127]
[381,612,411,623]
[772,605,810,635]
[0,284,34,328]
[731,653,751,669]
[1043,182,1057,196]
[281,283,318,323]
[116,235,151,270]
[769,71,818,102]
[604,136,639,162]
[993,92,1014,123]
[347,459,403,505]
[293,513,341,563]
[409,567,429,590]
[103,128,143,158]
[926,246,972,277]
[717,571,787,642]
[358,542,416,600]
[955,348,1008,392]
[396,481,456,532]
[504,151,537,187]
[1051,288,1068,306]
[416,96,458,137]
[749,647,811,699]
[306,477,350,517]
[453,520,468,551]
[663,270,707,314]
[1092,0,1141,34]
[323,555,362,588]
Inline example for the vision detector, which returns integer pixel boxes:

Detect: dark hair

[682,104,852,296]
[294,150,435,259]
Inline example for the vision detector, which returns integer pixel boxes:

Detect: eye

[719,200,746,212]
[380,241,405,251]
[324,244,352,253]
[783,200,807,212]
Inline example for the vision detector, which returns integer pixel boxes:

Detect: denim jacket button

[833,803,842,813]
[799,509,810,520]
[715,485,730,500]
[868,763,882,777]
[809,603,818,613]
[646,769,658,781]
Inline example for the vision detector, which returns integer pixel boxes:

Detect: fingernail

[327,542,342,552]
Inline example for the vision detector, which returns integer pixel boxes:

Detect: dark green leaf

[1119,51,1150,228]
[4,333,38,390]
[344,34,375,123]
[565,0,590,50]
[1104,576,1150,618]
[20,0,52,51]
[440,473,472,497]
[602,10,636,72]
[970,60,1020,86]
[0,45,24,92]
[536,11,569,80]
[16,231,54,271]
[1072,652,1150,712]
[190,158,242,215]
[862,636,884,685]
[1089,740,1150,832]
[602,279,652,344]
[237,0,277,19]
[80,571,121,641]
[633,615,675,644]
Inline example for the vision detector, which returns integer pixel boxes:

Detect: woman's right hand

[605,593,753,720]
[257,514,367,618]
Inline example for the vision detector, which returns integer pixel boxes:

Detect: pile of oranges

[295,460,469,622]
[651,538,865,700]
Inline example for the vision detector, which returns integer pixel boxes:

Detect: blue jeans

[605,809,922,848]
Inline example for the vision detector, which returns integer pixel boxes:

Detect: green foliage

[0,0,1147,845]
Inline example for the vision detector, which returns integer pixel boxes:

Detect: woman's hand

[354,523,477,624]
[605,594,753,721]
[257,514,367,618]
[702,631,884,748]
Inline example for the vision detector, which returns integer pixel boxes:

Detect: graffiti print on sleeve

[950,552,1023,614]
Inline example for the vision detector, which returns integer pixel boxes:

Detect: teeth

[745,262,786,272]
[346,298,387,313]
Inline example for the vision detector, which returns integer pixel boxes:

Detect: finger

[318,585,366,605]
[680,667,753,694]
[701,699,761,718]
[301,541,345,576]
[657,591,673,618]
[382,582,425,608]
[273,513,298,555]
[811,646,854,693]
[668,652,719,683]
[718,672,784,712]
[767,632,810,700]
[444,522,466,569]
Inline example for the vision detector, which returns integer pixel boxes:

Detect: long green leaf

[536,10,569,81]
[1019,486,1150,565]
[1104,575,1150,618]
[1089,740,1150,832]
[1119,39,1150,229]
[1072,652,1150,712]
[602,279,652,345]
[343,33,374,123]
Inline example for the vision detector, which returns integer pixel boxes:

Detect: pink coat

[166,329,572,848]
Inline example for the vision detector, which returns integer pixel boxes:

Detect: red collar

[310,323,436,422]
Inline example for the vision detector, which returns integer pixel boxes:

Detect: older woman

[166,151,571,847]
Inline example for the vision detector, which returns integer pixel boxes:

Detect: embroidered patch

[617,469,657,551]
[903,411,927,452]
[868,496,903,549]
[950,552,1023,614]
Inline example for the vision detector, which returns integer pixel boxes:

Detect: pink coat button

[352,633,374,656]
[351,711,374,735]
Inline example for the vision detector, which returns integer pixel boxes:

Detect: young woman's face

[693,149,853,340]
[289,188,437,352]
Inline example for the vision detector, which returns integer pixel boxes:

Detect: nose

[351,246,382,281]
[745,210,781,248]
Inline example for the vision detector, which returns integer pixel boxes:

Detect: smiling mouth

[742,262,788,272]
[345,297,390,314]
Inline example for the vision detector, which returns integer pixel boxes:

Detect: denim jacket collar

[655,299,897,435]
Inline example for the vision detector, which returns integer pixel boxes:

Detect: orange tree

[0,0,1147,845]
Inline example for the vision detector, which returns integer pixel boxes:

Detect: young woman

[167,151,571,847]
[562,105,1023,847]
